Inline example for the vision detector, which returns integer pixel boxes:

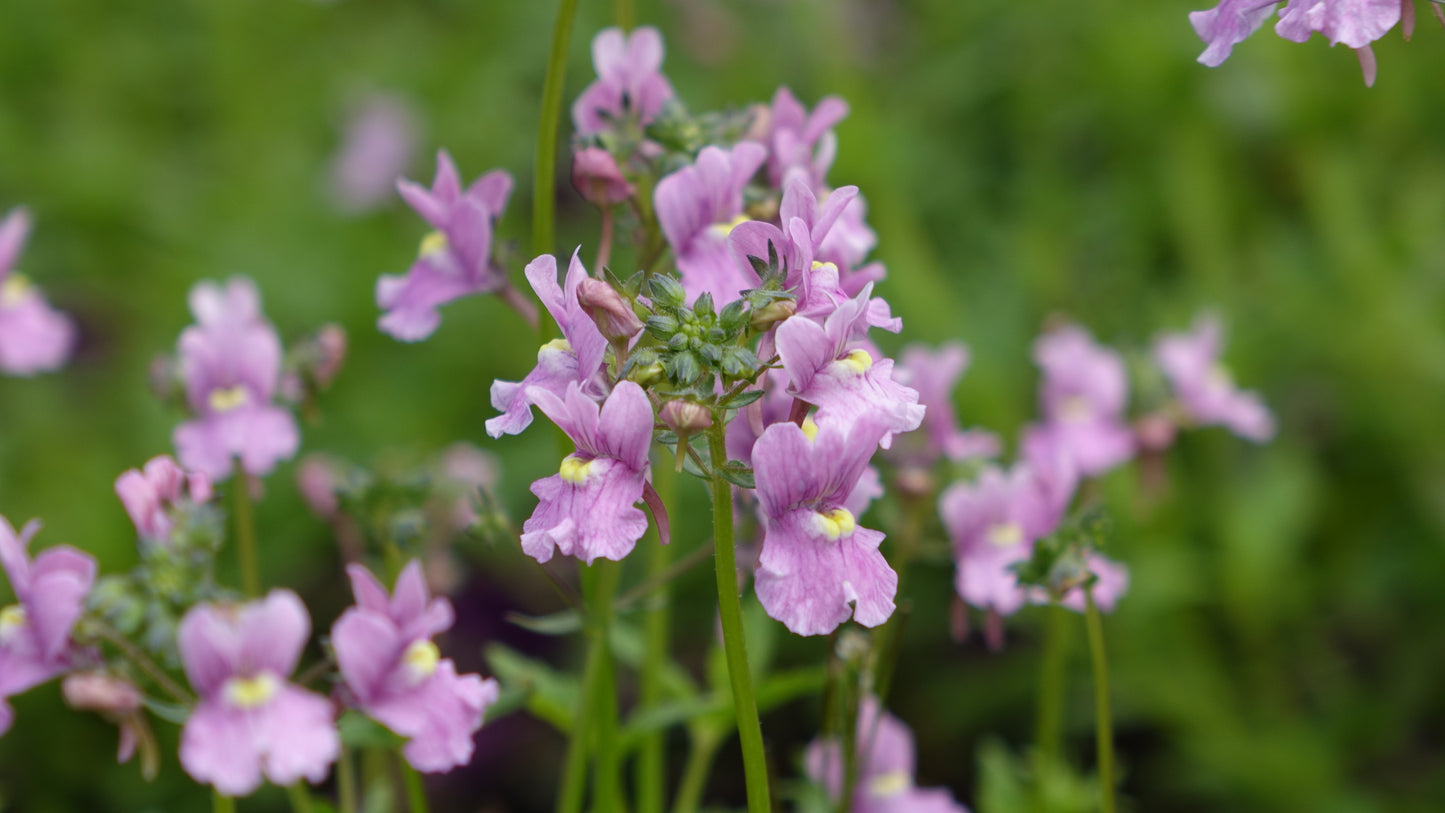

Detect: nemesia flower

[1154,315,1275,442]
[939,465,1064,616]
[520,381,653,564]
[178,590,339,796]
[115,455,213,544]
[654,143,769,305]
[572,147,635,206]
[333,562,499,773]
[62,673,149,768]
[485,252,608,438]
[0,208,76,376]
[438,443,501,532]
[329,93,418,212]
[1024,324,1134,477]
[776,283,922,449]
[1190,0,1402,86]
[0,516,97,737]
[1050,553,1130,614]
[380,151,514,341]
[888,342,1001,471]
[755,86,849,188]
[752,416,897,636]
[805,695,970,813]
[572,26,675,135]
[172,278,300,480]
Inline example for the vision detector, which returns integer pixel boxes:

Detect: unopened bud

[628,362,665,387]
[63,673,143,714]
[572,147,634,207]
[578,278,645,342]
[660,400,713,434]
[312,324,347,389]
[1134,412,1178,453]
[749,298,796,332]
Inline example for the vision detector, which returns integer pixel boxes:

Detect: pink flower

[0,208,76,376]
[654,143,770,305]
[329,93,418,212]
[115,455,213,544]
[333,562,499,773]
[1026,324,1134,477]
[1154,314,1275,442]
[755,87,849,189]
[1190,0,1403,86]
[178,591,339,797]
[939,465,1064,616]
[888,342,1001,472]
[0,516,97,737]
[572,27,675,135]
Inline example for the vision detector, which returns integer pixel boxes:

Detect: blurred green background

[2,0,1445,810]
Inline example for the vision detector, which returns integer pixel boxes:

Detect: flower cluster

[0,207,75,376]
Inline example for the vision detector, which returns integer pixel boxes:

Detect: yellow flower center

[812,507,857,541]
[800,416,819,442]
[222,672,280,709]
[417,230,449,258]
[403,639,441,684]
[833,348,873,376]
[538,338,572,361]
[868,769,911,798]
[1057,394,1094,423]
[208,385,250,413]
[559,454,596,484]
[0,273,31,308]
[810,260,839,276]
[0,605,27,641]
[707,213,750,239]
[986,522,1024,548]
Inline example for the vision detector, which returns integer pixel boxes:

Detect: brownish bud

[578,278,645,342]
[63,673,143,714]
[749,299,797,332]
[660,400,713,434]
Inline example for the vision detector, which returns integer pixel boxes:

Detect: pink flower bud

[749,298,796,332]
[660,400,713,434]
[572,147,634,206]
[577,278,644,342]
[312,324,347,389]
[62,673,143,714]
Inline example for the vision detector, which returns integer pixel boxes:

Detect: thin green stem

[1084,586,1116,813]
[533,0,581,262]
[614,0,634,29]
[91,620,194,706]
[637,463,676,813]
[400,757,430,813]
[706,421,771,813]
[212,791,235,813]
[337,745,359,813]
[872,497,926,705]
[671,731,722,813]
[557,587,598,813]
[1036,601,1070,773]
[287,782,312,813]
[837,677,861,813]
[231,458,259,597]
[587,560,625,813]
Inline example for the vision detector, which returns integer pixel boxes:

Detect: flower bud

[312,324,347,389]
[749,298,796,332]
[628,361,665,387]
[660,400,713,434]
[1134,411,1178,453]
[572,147,635,207]
[578,278,645,342]
[63,673,142,714]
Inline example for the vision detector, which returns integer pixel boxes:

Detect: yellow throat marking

[707,214,750,239]
[403,639,441,683]
[0,274,31,308]
[835,348,873,375]
[223,672,280,709]
[868,770,911,797]
[813,508,857,541]
[559,454,596,484]
[0,605,27,640]
[987,522,1024,548]
[208,385,250,413]
[418,230,449,258]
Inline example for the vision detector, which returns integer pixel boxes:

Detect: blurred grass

[2,0,1445,810]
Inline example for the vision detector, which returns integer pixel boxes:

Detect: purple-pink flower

[888,342,1001,471]
[486,252,608,438]
[329,93,418,213]
[752,416,897,636]
[1154,315,1275,442]
[173,278,300,481]
[380,151,514,341]
[805,695,970,813]
[654,143,769,305]
[115,455,213,545]
[939,465,1064,616]
[178,590,339,797]
[755,87,849,189]
[0,208,76,376]
[572,26,675,135]
[520,381,654,564]
[0,516,97,737]
[1050,553,1130,615]
[1024,324,1134,477]
[333,561,499,773]
[572,147,635,207]
[1190,0,1403,86]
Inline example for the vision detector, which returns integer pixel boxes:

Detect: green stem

[587,560,625,813]
[91,620,195,706]
[837,677,861,813]
[614,0,634,29]
[705,421,772,813]
[231,458,259,597]
[671,731,722,813]
[1084,586,1116,813]
[287,782,312,813]
[400,757,430,813]
[1036,601,1069,773]
[212,791,235,813]
[533,0,581,262]
[337,746,359,813]
[871,497,926,705]
[556,614,597,813]
[637,463,676,813]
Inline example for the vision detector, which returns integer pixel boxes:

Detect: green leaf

[718,462,756,489]
[338,710,405,749]
[505,609,583,635]
[485,644,580,733]
[721,388,765,409]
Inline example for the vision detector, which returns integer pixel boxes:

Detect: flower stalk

[637,461,677,813]
[230,458,259,598]
[1084,584,1116,813]
[1035,601,1069,772]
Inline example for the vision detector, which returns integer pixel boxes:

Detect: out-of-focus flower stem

[231,458,259,597]
[672,728,723,813]
[1085,584,1116,813]
[91,619,194,706]
[706,420,772,813]
[532,0,580,273]
[287,782,312,813]
[1035,600,1069,773]
[337,746,359,813]
[637,460,677,813]
[587,559,625,812]
[614,0,633,30]
[212,791,235,813]
[596,207,614,273]
[400,756,430,813]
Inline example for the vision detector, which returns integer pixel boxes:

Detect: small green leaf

[505,610,583,635]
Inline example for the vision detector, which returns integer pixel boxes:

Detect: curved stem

[533,0,581,262]
[671,731,722,813]
[705,421,771,813]
[91,620,194,706]
[1084,586,1116,813]
[1035,601,1069,773]
[400,757,430,813]
[637,463,676,813]
[231,458,259,597]
[287,782,312,813]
